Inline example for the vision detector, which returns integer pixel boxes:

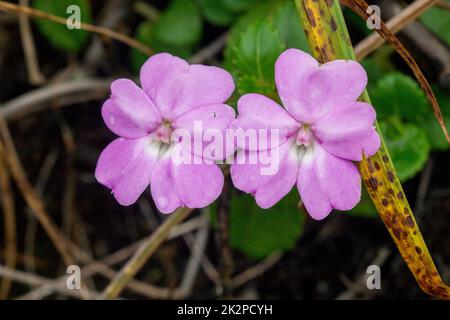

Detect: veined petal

[140,53,235,120]
[95,136,159,206]
[231,94,299,151]
[275,49,367,123]
[150,145,224,213]
[313,102,380,161]
[231,139,298,208]
[298,142,361,220]
[173,154,224,209]
[297,148,331,220]
[150,146,182,214]
[172,104,236,161]
[102,79,161,138]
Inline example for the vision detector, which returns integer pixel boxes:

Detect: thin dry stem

[0,0,153,56]
[99,208,193,299]
[436,0,450,10]
[18,0,46,85]
[355,0,439,60]
[0,114,75,266]
[0,265,99,299]
[0,153,17,299]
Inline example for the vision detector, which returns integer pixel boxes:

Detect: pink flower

[95,53,235,213]
[230,49,381,220]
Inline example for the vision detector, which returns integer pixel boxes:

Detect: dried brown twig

[372,0,450,91]
[1,78,112,121]
[0,0,153,56]
[0,115,75,266]
[354,0,440,60]
[99,208,193,299]
[20,216,212,300]
[230,252,282,290]
[0,265,99,299]
[18,0,45,85]
[0,151,16,299]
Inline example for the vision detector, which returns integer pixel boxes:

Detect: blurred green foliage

[33,0,91,52]
[199,0,258,26]
[132,0,202,71]
[420,5,450,46]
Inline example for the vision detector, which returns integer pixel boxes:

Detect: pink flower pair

[95,49,380,220]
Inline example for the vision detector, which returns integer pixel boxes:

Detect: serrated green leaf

[33,0,91,52]
[230,191,304,259]
[420,5,450,46]
[228,21,284,95]
[153,0,202,47]
[225,1,278,53]
[225,1,311,96]
[371,73,429,121]
[380,119,430,181]
[198,0,235,26]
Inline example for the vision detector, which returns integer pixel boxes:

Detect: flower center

[155,120,173,144]
[296,124,313,147]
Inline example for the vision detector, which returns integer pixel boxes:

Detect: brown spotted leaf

[295,0,450,299]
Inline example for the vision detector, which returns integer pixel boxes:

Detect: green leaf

[130,22,152,72]
[153,0,202,47]
[361,46,395,88]
[371,73,450,151]
[230,190,304,259]
[347,188,377,218]
[131,0,202,72]
[227,20,284,95]
[361,59,384,87]
[198,0,235,26]
[371,73,429,121]
[272,1,310,51]
[32,0,91,52]
[343,7,371,36]
[225,1,310,96]
[421,88,450,150]
[222,0,258,12]
[380,119,430,181]
[420,5,450,46]
[422,114,450,151]
[225,1,278,50]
